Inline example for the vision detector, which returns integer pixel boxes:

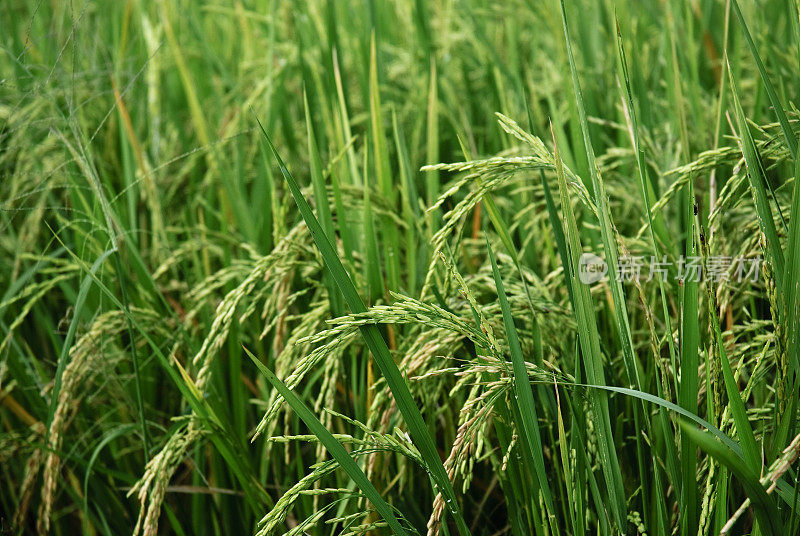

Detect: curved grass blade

[243,347,410,536]
[46,248,116,445]
[391,109,421,297]
[55,129,152,458]
[50,235,270,512]
[256,119,471,536]
[729,61,785,293]
[304,90,343,317]
[550,116,626,528]
[486,238,557,533]
[731,0,797,160]
[777,144,800,456]
[679,422,782,536]
[83,424,137,522]
[615,21,677,534]
[566,382,742,457]
[703,227,761,473]
[557,0,642,397]
[369,33,400,294]
[678,177,700,534]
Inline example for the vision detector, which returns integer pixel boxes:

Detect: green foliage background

[2,1,800,535]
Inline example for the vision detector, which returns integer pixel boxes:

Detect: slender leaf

[243,347,410,536]
[257,121,471,536]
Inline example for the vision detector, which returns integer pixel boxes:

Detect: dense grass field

[4,0,800,534]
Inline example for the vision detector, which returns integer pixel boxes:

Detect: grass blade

[570,383,741,457]
[680,422,782,535]
[556,0,630,526]
[392,109,421,297]
[778,143,800,456]
[729,60,785,292]
[486,238,557,532]
[45,248,115,442]
[550,118,626,529]
[304,90,343,316]
[369,33,400,294]
[678,186,700,534]
[243,347,410,536]
[709,285,761,472]
[257,120,471,536]
[731,0,797,160]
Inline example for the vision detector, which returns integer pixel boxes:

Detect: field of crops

[3,1,800,535]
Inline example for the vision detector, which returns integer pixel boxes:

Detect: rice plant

[3,0,800,535]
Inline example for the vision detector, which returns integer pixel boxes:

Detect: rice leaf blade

[257,122,471,536]
[680,422,782,536]
[243,347,410,536]
[486,238,557,531]
[731,0,797,160]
